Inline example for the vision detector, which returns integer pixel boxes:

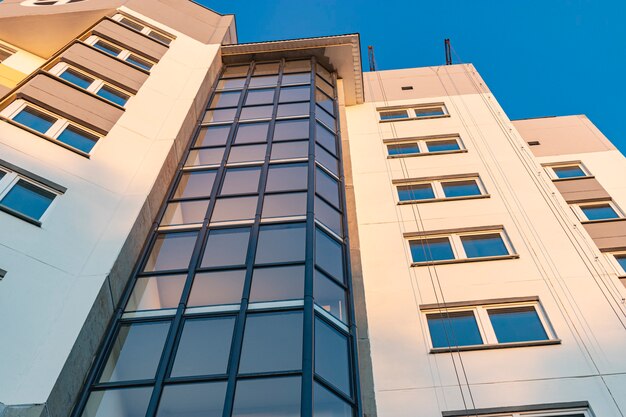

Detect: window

[379,104,448,121]
[443,408,591,417]
[0,166,60,224]
[548,163,589,179]
[422,299,556,351]
[86,36,155,71]
[156,382,227,417]
[51,63,132,106]
[572,201,623,222]
[386,135,464,157]
[232,377,301,417]
[0,44,16,63]
[3,100,100,154]
[396,176,486,203]
[113,14,174,45]
[612,253,626,275]
[408,229,515,265]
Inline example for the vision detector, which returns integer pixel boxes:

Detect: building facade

[1,1,626,417]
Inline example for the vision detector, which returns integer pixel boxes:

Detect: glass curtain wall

[73,58,360,417]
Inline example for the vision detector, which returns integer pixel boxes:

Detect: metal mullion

[314,266,349,291]
[236,369,302,379]
[144,63,255,417]
[301,56,317,417]
[164,374,229,385]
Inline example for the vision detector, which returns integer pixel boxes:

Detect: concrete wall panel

[583,220,626,251]
[553,177,611,203]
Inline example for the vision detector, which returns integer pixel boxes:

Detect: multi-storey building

[1,1,626,417]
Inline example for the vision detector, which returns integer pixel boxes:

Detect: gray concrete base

[0,403,49,417]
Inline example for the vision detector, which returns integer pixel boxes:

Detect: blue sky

[200,0,626,153]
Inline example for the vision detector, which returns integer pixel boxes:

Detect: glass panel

[256,223,306,264]
[250,265,305,302]
[93,40,122,56]
[315,196,342,236]
[315,144,339,176]
[316,167,340,208]
[284,60,311,73]
[409,238,454,262]
[156,382,227,417]
[265,163,308,192]
[277,102,309,118]
[0,171,4,181]
[442,180,481,198]
[488,306,548,343]
[316,123,336,155]
[581,204,620,220]
[188,269,246,306]
[397,184,435,201]
[461,234,509,258]
[262,192,306,218]
[162,200,209,226]
[81,387,152,417]
[616,255,626,272]
[13,107,56,134]
[315,229,344,281]
[201,227,250,267]
[126,274,186,312]
[414,107,444,117]
[314,382,352,417]
[315,89,334,115]
[427,311,483,348]
[228,144,267,164]
[119,17,144,30]
[222,66,249,78]
[144,232,198,272]
[217,78,246,90]
[210,91,241,108]
[282,72,310,85]
[126,55,153,70]
[249,75,278,88]
[553,165,586,179]
[205,108,237,123]
[235,122,270,144]
[316,64,332,83]
[314,270,347,322]
[99,321,169,382]
[245,88,275,106]
[316,75,334,98]
[315,318,350,395]
[211,196,258,222]
[57,125,98,153]
[59,68,94,88]
[426,139,460,152]
[271,141,308,160]
[232,377,301,417]
[274,119,309,141]
[171,318,235,377]
[220,167,261,195]
[194,125,231,148]
[316,105,336,131]
[240,105,273,120]
[379,110,408,120]
[279,86,310,103]
[253,62,280,75]
[387,143,419,156]
[148,31,171,45]
[97,85,129,106]
[173,170,216,199]
[239,311,303,373]
[0,180,54,220]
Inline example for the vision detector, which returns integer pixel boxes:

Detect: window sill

[430,338,561,353]
[398,194,490,205]
[387,149,467,159]
[581,217,626,225]
[379,114,450,123]
[411,254,519,267]
[552,175,595,182]
[0,205,42,227]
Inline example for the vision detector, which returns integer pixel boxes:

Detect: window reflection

[232,377,301,417]
[271,141,309,161]
[265,163,308,192]
[126,274,186,312]
[221,167,261,195]
[250,265,305,302]
[235,122,270,144]
[315,318,351,395]
[316,167,340,208]
[315,229,344,281]
[314,383,352,417]
[144,232,198,272]
[201,228,250,267]
[314,270,347,323]
[194,125,231,147]
[316,122,336,155]
[81,387,152,417]
[256,223,306,264]
[156,381,227,417]
[162,200,209,226]
[262,192,307,218]
[186,148,225,167]
[174,171,217,199]
[188,270,246,306]
[274,119,309,141]
[211,196,258,222]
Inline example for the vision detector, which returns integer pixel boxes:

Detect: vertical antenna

[368,45,376,71]
[444,38,452,65]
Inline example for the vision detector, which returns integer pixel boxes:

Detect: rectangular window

[443,409,590,417]
[379,110,409,121]
[547,163,590,180]
[409,228,515,265]
[0,167,60,224]
[86,36,155,71]
[386,135,464,157]
[423,299,555,351]
[0,44,16,63]
[2,100,101,155]
[379,104,448,121]
[572,201,623,222]
[396,176,486,203]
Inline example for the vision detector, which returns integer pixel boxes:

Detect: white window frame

[21,0,87,5]
[378,103,449,122]
[396,175,487,203]
[545,162,591,180]
[408,228,516,265]
[606,251,626,276]
[49,62,132,107]
[1,99,101,155]
[422,300,557,351]
[453,408,591,417]
[570,200,624,223]
[112,14,174,45]
[0,166,60,223]
[386,134,465,157]
[85,35,156,71]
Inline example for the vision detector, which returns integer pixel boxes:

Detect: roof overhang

[221,34,364,105]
